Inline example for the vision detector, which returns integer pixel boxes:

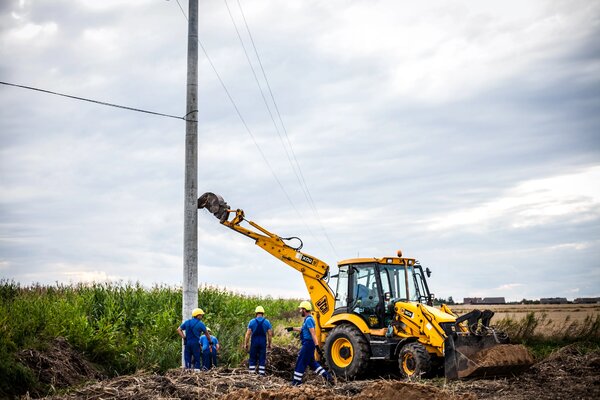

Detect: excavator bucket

[444,335,534,379]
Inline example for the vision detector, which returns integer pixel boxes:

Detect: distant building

[574,297,600,304]
[463,297,506,305]
[463,297,481,305]
[482,297,506,304]
[540,297,569,304]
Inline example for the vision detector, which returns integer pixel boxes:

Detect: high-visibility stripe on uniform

[292,339,332,385]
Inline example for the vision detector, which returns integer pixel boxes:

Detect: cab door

[348,264,385,328]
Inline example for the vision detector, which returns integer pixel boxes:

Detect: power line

[234,0,339,257]
[0,81,194,121]
[224,0,311,216]
[173,0,325,250]
[223,0,283,148]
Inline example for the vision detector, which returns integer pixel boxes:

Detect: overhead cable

[0,81,194,121]
[173,0,325,249]
[234,0,339,257]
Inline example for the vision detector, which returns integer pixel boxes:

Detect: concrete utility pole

[182,0,199,366]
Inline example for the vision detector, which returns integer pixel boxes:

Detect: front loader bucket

[444,335,534,379]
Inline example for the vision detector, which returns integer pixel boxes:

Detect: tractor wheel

[324,324,370,379]
[398,342,432,379]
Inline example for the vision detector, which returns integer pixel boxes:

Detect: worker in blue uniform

[244,305,273,375]
[287,301,333,385]
[200,327,219,369]
[209,328,219,367]
[177,308,212,370]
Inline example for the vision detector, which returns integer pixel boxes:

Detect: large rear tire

[324,324,370,379]
[399,342,432,379]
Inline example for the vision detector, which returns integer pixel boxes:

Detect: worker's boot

[325,373,335,386]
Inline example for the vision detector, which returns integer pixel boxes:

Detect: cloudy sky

[1,0,599,302]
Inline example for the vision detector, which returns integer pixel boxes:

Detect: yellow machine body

[198,192,534,380]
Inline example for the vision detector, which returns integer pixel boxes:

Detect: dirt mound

[451,344,600,400]
[266,345,298,378]
[222,386,348,400]
[471,344,534,366]
[356,381,473,400]
[457,344,534,378]
[239,345,298,379]
[18,337,104,390]
[535,342,595,373]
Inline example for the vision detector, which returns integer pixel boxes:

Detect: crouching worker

[245,305,273,375]
[201,327,219,368]
[177,308,211,370]
[288,301,333,385]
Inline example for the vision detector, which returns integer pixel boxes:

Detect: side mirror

[426,267,432,278]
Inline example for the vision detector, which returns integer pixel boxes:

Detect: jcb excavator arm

[198,192,336,328]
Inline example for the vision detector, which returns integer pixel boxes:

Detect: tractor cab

[333,252,434,329]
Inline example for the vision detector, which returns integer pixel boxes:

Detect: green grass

[0,280,301,398]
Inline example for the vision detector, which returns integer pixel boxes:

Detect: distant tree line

[433,296,455,305]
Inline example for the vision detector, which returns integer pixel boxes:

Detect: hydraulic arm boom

[198,192,335,324]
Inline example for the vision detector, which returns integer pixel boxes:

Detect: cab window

[334,266,349,309]
[351,265,379,311]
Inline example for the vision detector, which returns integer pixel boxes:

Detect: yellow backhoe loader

[198,192,533,379]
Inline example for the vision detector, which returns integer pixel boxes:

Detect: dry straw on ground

[23,339,600,400]
[45,370,467,400]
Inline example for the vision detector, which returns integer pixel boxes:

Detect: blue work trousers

[293,340,330,384]
[184,342,201,369]
[202,349,212,370]
[212,349,218,367]
[249,342,267,375]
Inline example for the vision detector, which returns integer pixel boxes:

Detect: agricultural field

[452,303,600,335]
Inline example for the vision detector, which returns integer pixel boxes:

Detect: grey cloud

[1,0,599,301]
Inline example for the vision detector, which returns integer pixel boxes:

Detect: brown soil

[471,344,534,366]
[357,381,473,400]
[266,344,298,378]
[41,370,466,400]
[450,344,600,400]
[458,344,535,377]
[18,337,105,392]
[28,343,600,400]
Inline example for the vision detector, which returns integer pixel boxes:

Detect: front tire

[399,342,432,379]
[324,324,370,379]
